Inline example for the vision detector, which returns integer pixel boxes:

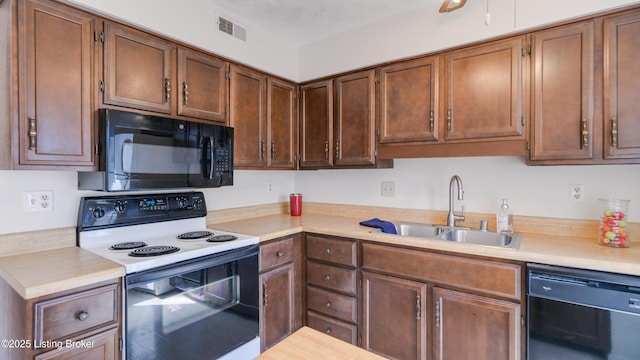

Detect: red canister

[290,193,302,216]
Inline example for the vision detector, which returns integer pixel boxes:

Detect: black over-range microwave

[78,109,233,191]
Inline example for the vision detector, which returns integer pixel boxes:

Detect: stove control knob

[177,197,188,208]
[193,199,203,210]
[92,207,105,218]
[113,201,127,214]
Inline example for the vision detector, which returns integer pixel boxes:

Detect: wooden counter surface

[256,327,386,360]
[0,247,124,299]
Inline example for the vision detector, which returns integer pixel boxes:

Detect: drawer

[260,236,294,272]
[34,283,119,343]
[306,234,357,267]
[307,286,357,323]
[306,261,357,295]
[362,243,522,300]
[307,311,358,345]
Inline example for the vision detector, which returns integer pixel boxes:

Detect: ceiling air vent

[218,16,247,42]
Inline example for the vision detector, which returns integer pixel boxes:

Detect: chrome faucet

[447,175,465,227]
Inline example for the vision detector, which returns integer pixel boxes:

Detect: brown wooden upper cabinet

[230,65,298,169]
[377,56,439,144]
[103,22,229,123]
[103,22,175,114]
[529,21,595,162]
[442,36,526,142]
[14,0,97,168]
[603,9,640,160]
[177,48,228,123]
[300,79,334,168]
[335,70,377,166]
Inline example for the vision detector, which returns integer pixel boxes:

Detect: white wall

[299,0,640,81]
[295,157,640,222]
[67,0,299,81]
[0,170,294,235]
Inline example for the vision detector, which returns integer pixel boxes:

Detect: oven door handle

[126,244,259,287]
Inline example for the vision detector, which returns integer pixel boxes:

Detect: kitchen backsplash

[1,156,638,235]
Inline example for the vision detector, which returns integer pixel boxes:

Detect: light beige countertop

[1,202,638,300]
[211,212,640,276]
[256,326,386,360]
[0,247,125,299]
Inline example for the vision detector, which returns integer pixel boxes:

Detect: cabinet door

[260,263,295,351]
[335,70,376,166]
[104,22,174,114]
[18,0,96,166]
[267,78,298,169]
[443,37,524,141]
[378,56,439,143]
[530,21,595,161]
[177,48,228,123]
[603,10,640,160]
[229,65,266,168]
[362,271,427,360]
[434,287,520,360]
[300,79,334,168]
[34,327,118,360]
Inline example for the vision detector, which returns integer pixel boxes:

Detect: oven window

[126,253,258,360]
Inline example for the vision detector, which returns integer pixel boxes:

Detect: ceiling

[208,0,432,45]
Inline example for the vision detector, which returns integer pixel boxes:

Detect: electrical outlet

[381,181,395,197]
[569,184,584,203]
[24,191,54,212]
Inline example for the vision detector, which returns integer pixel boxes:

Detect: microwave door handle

[208,136,215,179]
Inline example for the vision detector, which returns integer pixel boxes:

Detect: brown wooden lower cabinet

[259,235,303,351]
[434,287,521,360]
[361,271,427,360]
[0,277,121,360]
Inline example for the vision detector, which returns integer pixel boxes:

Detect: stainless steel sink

[393,222,452,237]
[439,228,522,249]
[369,221,522,250]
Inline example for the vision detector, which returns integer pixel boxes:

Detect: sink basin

[393,222,452,237]
[368,221,521,250]
[439,229,522,249]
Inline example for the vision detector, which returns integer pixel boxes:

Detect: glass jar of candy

[599,198,630,247]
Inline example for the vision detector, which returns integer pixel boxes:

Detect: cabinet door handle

[276,250,283,257]
[164,78,171,103]
[271,142,276,160]
[182,81,189,105]
[611,117,618,148]
[335,140,340,157]
[581,119,589,148]
[446,109,452,131]
[325,326,332,334]
[326,301,332,308]
[416,294,421,320]
[429,109,434,133]
[324,273,331,281]
[325,248,332,255]
[434,297,441,326]
[325,140,329,159]
[260,140,265,160]
[28,117,37,151]
[77,311,89,321]
[262,283,268,307]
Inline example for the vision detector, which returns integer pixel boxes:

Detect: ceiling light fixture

[439,0,467,13]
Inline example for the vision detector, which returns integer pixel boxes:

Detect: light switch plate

[24,191,53,212]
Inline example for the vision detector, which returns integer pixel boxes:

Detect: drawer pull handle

[325,327,332,334]
[325,248,332,255]
[326,301,332,308]
[324,274,331,281]
[77,311,89,321]
[276,251,283,257]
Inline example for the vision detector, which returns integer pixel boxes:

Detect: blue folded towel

[359,218,397,234]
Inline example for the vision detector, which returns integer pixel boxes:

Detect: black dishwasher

[527,263,640,359]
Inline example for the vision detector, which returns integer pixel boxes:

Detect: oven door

[124,245,259,360]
